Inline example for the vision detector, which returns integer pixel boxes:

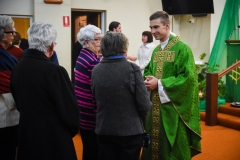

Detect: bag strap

[130,62,146,131]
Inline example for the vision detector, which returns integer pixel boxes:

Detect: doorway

[11,16,32,39]
[71,10,106,83]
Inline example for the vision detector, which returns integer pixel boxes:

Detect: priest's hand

[144,76,158,91]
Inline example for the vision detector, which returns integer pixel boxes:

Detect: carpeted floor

[72,133,83,160]
[193,121,240,160]
[73,121,240,160]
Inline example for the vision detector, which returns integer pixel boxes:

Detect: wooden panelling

[12,18,30,39]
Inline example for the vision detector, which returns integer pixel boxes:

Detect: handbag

[142,132,150,148]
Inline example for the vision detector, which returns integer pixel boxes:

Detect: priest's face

[150,18,170,42]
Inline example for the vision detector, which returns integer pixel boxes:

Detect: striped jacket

[74,48,100,131]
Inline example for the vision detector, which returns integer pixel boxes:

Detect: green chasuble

[142,34,201,160]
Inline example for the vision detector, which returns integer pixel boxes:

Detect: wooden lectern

[224,40,240,103]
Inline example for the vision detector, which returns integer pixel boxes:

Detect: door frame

[8,15,33,39]
[70,9,106,83]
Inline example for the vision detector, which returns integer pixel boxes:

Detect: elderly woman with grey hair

[10,22,79,160]
[0,15,19,160]
[74,24,102,160]
[91,32,152,160]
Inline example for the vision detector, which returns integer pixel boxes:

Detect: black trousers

[97,134,142,160]
[0,125,18,160]
[80,129,98,160]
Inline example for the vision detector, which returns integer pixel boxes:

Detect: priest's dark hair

[142,31,153,43]
[101,32,128,57]
[149,11,170,25]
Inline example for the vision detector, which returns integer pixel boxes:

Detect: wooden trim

[44,0,63,4]
[206,61,240,126]
[225,40,240,44]
[218,61,240,78]
[205,73,218,126]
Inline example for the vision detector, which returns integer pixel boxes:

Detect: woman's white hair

[77,24,101,48]
[27,22,57,53]
[0,15,14,40]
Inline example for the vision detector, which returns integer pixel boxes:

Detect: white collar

[160,38,169,50]
[142,43,152,48]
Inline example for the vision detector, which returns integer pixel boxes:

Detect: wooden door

[12,18,30,39]
[74,15,87,42]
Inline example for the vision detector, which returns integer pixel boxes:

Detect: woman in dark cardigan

[10,22,79,160]
[91,32,152,160]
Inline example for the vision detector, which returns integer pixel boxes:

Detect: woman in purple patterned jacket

[74,24,102,160]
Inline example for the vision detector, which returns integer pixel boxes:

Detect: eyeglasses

[88,38,102,42]
[4,31,16,35]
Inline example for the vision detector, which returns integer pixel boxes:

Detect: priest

[142,11,202,160]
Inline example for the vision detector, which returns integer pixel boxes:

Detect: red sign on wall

[63,16,70,27]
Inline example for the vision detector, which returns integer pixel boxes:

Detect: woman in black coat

[10,22,79,160]
[92,32,152,160]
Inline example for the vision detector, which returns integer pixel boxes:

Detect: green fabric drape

[225,44,240,102]
[208,0,240,71]
[200,97,226,112]
[208,0,240,102]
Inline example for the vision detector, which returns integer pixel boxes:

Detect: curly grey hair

[77,24,101,48]
[27,22,57,53]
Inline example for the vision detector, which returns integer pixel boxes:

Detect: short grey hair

[0,15,15,40]
[101,32,128,57]
[27,22,57,53]
[77,24,101,48]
